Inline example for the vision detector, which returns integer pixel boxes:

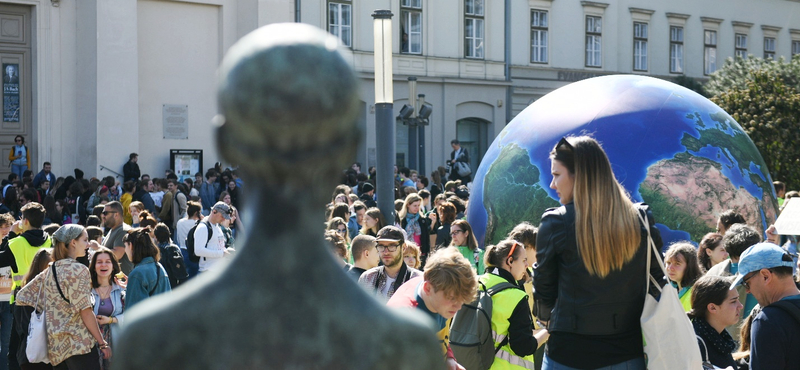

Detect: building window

[401,0,422,54]
[465,0,485,58]
[793,40,800,56]
[735,34,747,58]
[704,30,717,75]
[585,16,602,67]
[670,26,684,73]
[633,22,648,71]
[764,37,776,59]
[328,1,352,47]
[530,9,548,63]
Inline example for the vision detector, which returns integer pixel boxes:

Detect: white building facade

[0,0,798,181]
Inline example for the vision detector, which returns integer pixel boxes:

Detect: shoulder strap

[149,262,161,295]
[51,264,70,304]
[203,221,213,245]
[485,282,518,296]
[770,300,800,325]
[696,335,709,362]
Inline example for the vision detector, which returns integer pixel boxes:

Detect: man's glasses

[741,271,758,290]
[376,243,401,252]
[101,211,117,216]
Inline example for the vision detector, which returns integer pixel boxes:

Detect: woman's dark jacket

[533,202,665,367]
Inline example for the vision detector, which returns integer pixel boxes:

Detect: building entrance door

[0,3,31,182]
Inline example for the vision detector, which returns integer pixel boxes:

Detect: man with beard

[102,201,133,274]
[358,226,422,300]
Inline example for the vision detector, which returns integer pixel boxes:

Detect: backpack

[159,243,189,288]
[184,220,213,263]
[449,281,517,370]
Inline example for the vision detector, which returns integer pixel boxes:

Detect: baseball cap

[212,202,232,220]
[374,225,406,243]
[730,242,795,289]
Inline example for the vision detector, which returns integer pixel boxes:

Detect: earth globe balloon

[467,74,778,250]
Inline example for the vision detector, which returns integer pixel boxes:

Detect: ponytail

[484,239,523,269]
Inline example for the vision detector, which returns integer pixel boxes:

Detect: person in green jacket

[665,242,704,312]
[448,219,484,274]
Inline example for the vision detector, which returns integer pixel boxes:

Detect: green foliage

[705,55,800,97]
[710,65,800,190]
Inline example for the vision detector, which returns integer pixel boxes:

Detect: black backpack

[184,220,213,263]
[159,243,189,288]
[449,281,517,370]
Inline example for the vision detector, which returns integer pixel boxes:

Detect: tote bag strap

[638,209,667,295]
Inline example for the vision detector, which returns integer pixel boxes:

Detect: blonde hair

[404,241,421,269]
[551,136,640,278]
[398,193,422,220]
[424,247,478,304]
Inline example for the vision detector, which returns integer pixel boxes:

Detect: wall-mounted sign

[163,104,188,139]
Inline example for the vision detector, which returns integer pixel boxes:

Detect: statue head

[216,23,360,199]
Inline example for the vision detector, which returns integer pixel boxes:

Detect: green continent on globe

[682,111,779,222]
[482,143,559,246]
[639,152,765,242]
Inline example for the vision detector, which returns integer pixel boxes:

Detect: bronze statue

[113,23,444,369]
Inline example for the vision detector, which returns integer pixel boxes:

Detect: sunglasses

[556,137,573,150]
[102,211,118,216]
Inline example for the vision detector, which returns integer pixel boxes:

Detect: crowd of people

[0,133,798,369]
[0,153,244,369]
[326,136,800,370]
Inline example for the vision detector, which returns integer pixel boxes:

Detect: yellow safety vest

[480,273,537,370]
[9,235,50,303]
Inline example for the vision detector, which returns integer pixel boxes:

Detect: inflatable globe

[467,75,778,249]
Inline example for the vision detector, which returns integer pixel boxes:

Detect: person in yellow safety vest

[480,240,549,369]
[665,242,703,312]
[0,202,51,303]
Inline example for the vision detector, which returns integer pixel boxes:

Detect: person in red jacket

[387,247,478,370]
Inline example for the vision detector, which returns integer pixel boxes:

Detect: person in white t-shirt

[176,200,202,278]
[193,202,234,272]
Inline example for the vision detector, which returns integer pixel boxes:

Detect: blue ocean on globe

[467,75,778,250]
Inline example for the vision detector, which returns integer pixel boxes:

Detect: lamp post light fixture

[372,9,395,224]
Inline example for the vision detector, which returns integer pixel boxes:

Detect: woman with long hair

[665,242,704,312]
[688,275,742,370]
[89,247,124,370]
[482,240,548,369]
[697,232,727,273]
[12,248,53,370]
[123,228,170,309]
[327,217,351,246]
[360,207,385,237]
[398,193,434,266]
[534,136,664,370]
[16,225,111,369]
[448,219,484,274]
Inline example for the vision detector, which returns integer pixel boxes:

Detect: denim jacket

[91,283,125,325]
[125,257,171,309]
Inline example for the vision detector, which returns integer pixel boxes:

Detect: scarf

[692,317,736,359]
[404,213,421,237]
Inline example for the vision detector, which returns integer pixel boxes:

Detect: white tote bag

[638,211,702,370]
[26,269,50,364]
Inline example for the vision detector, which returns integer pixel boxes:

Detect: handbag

[454,161,471,177]
[26,268,50,364]
[638,210,703,370]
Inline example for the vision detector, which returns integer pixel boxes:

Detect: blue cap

[730,242,795,290]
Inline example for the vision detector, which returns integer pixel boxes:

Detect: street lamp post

[372,9,395,224]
